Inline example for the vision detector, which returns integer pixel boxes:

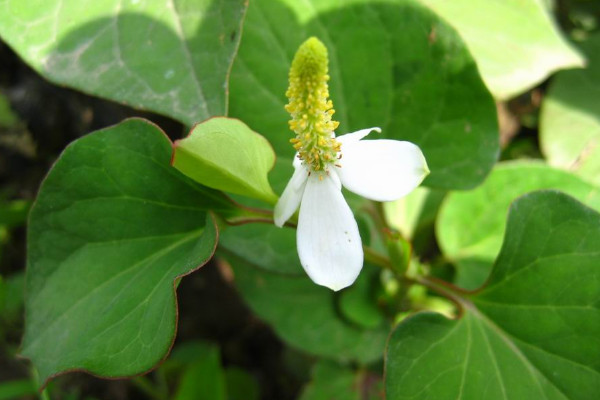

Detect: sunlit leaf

[541,34,600,185]
[420,0,585,99]
[0,0,247,124]
[173,117,277,204]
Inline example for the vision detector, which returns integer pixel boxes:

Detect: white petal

[274,163,308,227]
[336,127,381,144]
[337,139,429,202]
[297,173,363,291]
[292,153,303,168]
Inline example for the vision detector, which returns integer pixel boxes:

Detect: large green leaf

[229,0,498,190]
[420,0,585,99]
[437,161,600,289]
[386,190,600,399]
[23,119,231,384]
[172,117,277,204]
[0,0,247,125]
[541,34,600,186]
[221,252,389,364]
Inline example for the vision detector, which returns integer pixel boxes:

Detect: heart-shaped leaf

[23,118,232,384]
[229,0,499,190]
[172,117,277,204]
[420,0,585,99]
[386,190,600,399]
[0,0,247,125]
[437,161,600,289]
[541,33,600,186]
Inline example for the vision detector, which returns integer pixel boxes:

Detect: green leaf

[386,190,600,399]
[0,379,37,400]
[437,161,600,289]
[173,117,277,204]
[0,0,247,125]
[229,0,498,190]
[421,0,585,99]
[219,223,302,275]
[23,118,230,384]
[339,266,385,329]
[541,34,600,186]
[224,367,259,400]
[0,272,25,328]
[299,361,382,400]
[383,187,446,240]
[0,200,31,229]
[173,343,226,400]
[221,252,389,364]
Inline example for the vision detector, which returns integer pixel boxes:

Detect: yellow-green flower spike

[285,37,340,173]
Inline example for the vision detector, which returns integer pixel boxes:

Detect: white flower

[274,127,429,291]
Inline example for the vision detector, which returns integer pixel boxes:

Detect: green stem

[413,275,470,312]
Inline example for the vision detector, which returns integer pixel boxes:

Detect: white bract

[274,127,429,291]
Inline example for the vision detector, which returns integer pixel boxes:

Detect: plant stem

[412,275,471,314]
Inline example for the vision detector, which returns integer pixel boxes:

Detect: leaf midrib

[468,305,570,399]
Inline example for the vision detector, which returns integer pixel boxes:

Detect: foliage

[0,0,598,398]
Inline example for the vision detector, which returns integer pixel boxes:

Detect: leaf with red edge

[23,118,233,384]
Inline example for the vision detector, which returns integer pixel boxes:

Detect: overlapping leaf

[172,117,277,204]
[0,0,247,125]
[437,161,600,289]
[386,191,600,399]
[23,119,233,383]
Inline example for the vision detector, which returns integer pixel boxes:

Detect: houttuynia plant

[0,0,598,399]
